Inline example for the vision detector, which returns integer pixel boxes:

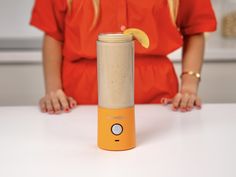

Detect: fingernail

[160,98,164,104]
[65,108,70,112]
[172,107,177,111]
[196,106,201,109]
[56,109,61,114]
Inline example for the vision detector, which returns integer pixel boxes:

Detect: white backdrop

[0,0,42,39]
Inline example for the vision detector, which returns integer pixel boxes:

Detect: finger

[161,98,172,105]
[161,97,166,104]
[180,93,190,112]
[56,91,70,112]
[187,94,196,111]
[68,97,77,109]
[45,99,54,114]
[172,93,182,110]
[195,97,202,109]
[51,96,62,114]
[39,98,46,113]
[164,98,173,105]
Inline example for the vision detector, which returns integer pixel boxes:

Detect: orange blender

[97,33,136,151]
[97,29,149,151]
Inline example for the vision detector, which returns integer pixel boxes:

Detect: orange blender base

[98,106,136,151]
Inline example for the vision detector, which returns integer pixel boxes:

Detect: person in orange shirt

[30,0,216,114]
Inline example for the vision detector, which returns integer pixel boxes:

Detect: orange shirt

[30,0,216,104]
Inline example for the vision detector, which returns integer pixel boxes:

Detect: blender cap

[98,33,133,43]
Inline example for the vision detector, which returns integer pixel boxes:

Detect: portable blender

[97,33,136,151]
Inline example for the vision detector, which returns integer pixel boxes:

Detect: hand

[172,93,201,112]
[39,89,77,114]
[161,82,202,112]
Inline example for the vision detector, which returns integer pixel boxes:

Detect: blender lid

[98,33,133,43]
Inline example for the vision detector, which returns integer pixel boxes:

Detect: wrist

[181,71,201,81]
[180,70,201,87]
[45,84,62,94]
[181,74,199,85]
[181,75,199,94]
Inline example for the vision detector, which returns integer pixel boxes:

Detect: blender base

[97,106,136,151]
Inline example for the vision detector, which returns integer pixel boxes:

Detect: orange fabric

[30,0,217,104]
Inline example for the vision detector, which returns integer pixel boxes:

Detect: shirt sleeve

[176,0,217,35]
[30,0,67,42]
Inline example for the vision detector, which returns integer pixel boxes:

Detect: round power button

[111,124,123,136]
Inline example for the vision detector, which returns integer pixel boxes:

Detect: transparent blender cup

[97,33,136,151]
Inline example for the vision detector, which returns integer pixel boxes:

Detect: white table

[0,104,235,177]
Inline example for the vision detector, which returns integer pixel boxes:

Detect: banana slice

[123,28,150,48]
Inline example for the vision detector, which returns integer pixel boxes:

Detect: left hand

[161,80,202,112]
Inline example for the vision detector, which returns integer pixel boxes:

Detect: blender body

[97,33,136,151]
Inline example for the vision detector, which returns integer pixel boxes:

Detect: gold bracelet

[181,71,201,81]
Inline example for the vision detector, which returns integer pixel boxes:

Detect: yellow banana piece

[123,28,150,49]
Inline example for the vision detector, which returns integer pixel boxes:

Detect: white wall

[0,0,42,38]
[0,63,44,106]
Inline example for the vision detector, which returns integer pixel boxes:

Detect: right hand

[39,89,77,114]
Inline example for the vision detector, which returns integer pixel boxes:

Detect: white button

[111,124,123,135]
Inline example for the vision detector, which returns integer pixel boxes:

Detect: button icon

[111,124,123,135]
